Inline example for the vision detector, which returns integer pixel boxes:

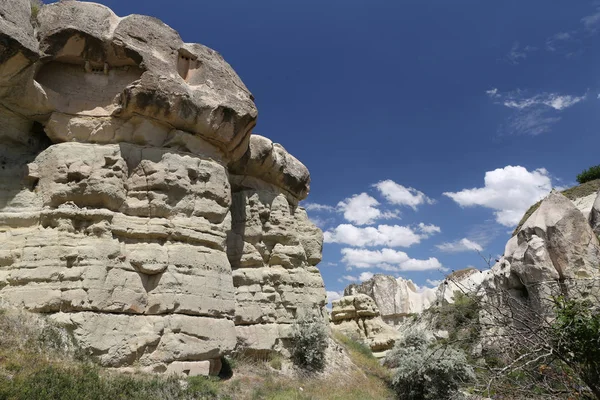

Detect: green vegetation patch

[577,165,600,184]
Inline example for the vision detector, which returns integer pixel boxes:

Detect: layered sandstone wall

[0,0,326,375]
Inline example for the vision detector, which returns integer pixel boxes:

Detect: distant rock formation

[345,275,436,326]
[330,294,400,358]
[0,1,326,376]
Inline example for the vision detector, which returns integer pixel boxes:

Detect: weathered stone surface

[330,294,400,357]
[227,189,327,353]
[0,2,326,374]
[589,189,600,235]
[31,1,257,160]
[0,0,38,83]
[482,192,600,314]
[436,268,490,304]
[230,135,311,201]
[345,275,436,326]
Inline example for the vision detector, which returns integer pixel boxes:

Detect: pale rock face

[0,2,326,375]
[230,135,311,201]
[227,188,327,353]
[572,192,597,220]
[330,294,400,358]
[4,1,257,161]
[482,192,600,315]
[345,275,436,326]
[588,190,600,235]
[436,268,490,304]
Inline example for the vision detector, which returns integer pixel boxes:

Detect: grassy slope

[0,309,394,400]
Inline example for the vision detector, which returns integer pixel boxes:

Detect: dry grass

[0,309,395,399]
[213,332,394,399]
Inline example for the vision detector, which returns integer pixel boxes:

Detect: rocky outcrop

[436,268,490,304]
[483,191,600,315]
[330,294,400,358]
[0,1,326,375]
[588,189,600,235]
[345,275,436,326]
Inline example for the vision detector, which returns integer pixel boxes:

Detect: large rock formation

[345,275,436,326]
[330,294,400,358]
[0,1,326,375]
[483,191,600,315]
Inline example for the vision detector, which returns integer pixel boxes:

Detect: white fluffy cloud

[341,248,444,271]
[418,223,441,235]
[374,180,433,210]
[443,165,553,227]
[336,193,381,225]
[324,224,423,247]
[436,238,483,253]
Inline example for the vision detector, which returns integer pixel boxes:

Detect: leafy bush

[577,165,600,184]
[552,296,600,398]
[290,315,328,373]
[385,330,475,400]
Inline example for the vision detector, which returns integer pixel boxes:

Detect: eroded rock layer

[0,1,326,375]
[330,294,400,358]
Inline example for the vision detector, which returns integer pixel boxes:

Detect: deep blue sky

[56,1,600,300]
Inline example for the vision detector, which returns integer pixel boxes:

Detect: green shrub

[290,315,328,373]
[577,165,600,184]
[385,330,475,400]
[552,296,600,397]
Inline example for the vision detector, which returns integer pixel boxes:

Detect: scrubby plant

[290,315,328,373]
[30,0,43,20]
[551,295,600,398]
[577,164,600,184]
[385,330,475,400]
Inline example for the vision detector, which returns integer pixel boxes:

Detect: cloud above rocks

[436,238,483,253]
[443,165,553,227]
[324,224,424,247]
[340,272,375,282]
[374,180,434,210]
[336,193,382,225]
[341,248,444,271]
